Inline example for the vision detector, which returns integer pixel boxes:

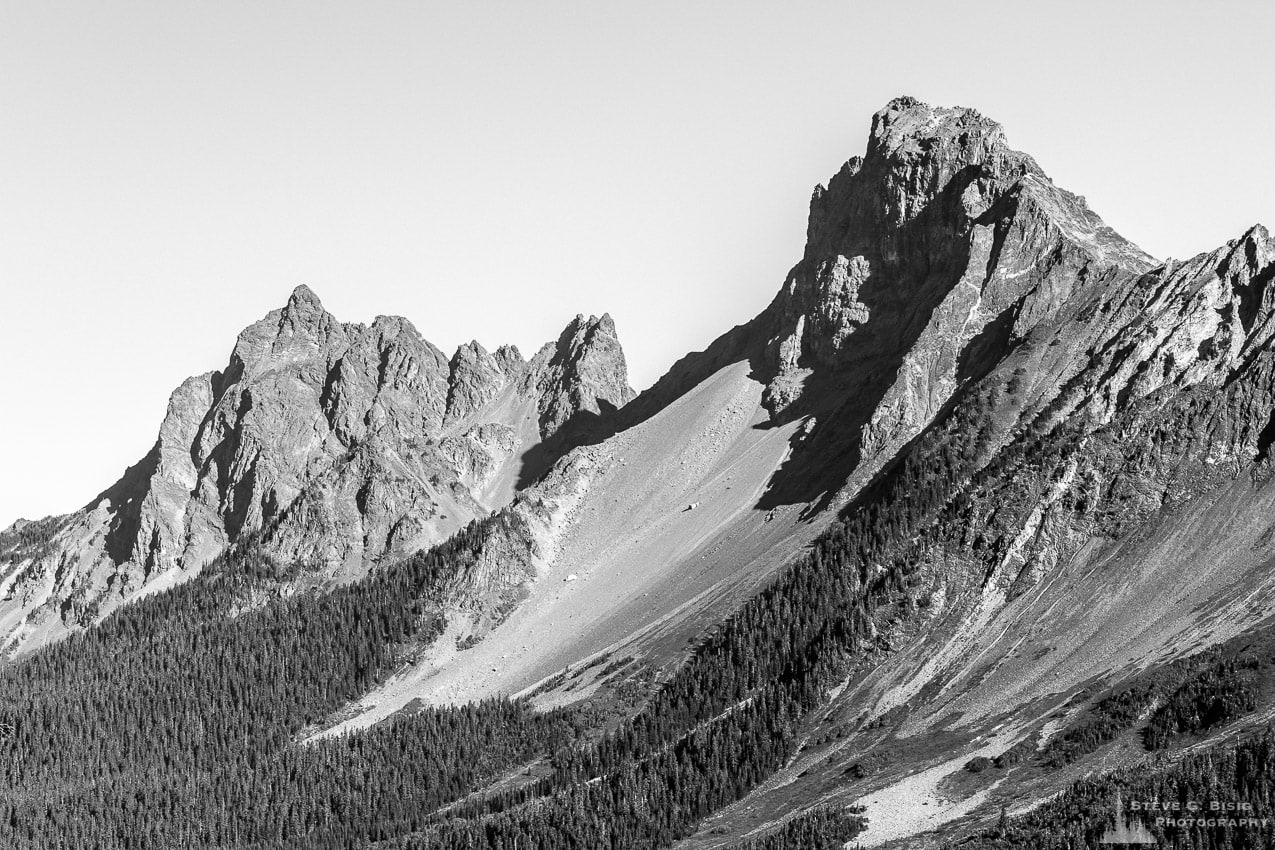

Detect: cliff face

[0,288,633,652]
[739,98,1165,506]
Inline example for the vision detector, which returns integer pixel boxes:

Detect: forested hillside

[957,730,1275,849]
[0,359,1009,847]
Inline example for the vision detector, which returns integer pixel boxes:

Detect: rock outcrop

[0,288,632,653]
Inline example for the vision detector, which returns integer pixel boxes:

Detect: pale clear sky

[2,1,1272,528]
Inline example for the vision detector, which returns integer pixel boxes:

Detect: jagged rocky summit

[0,287,633,651]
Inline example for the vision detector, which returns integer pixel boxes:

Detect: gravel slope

[322,361,829,732]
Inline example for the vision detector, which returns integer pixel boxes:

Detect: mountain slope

[679,190,1275,847]
[1,96,1273,850]
[320,97,1175,731]
[0,289,633,655]
[314,97,1275,846]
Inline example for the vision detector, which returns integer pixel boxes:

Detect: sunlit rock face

[0,286,633,653]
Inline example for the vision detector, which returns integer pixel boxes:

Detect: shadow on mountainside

[514,400,623,491]
[513,313,770,492]
[89,442,162,568]
[755,165,1015,519]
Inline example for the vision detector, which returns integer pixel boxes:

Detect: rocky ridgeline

[5,96,1273,670]
[671,97,1270,518]
[0,287,633,650]
[752,99,1161,489]
[619,97,1167,515]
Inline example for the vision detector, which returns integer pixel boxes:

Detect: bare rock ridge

[762,95,1152,408]
[0,289,633,653]
[759,98,1167,496]
[443,313,631,440]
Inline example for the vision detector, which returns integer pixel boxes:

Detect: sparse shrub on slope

[731,805,867,849]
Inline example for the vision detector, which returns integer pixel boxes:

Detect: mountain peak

[759,96,1153,436]
[526,312,635,440]
[284,283,324,314]
[270,283,339,346]
[454,339,491,361]
[863,97,1037,193]
[563,313,607,331]
[870,96,1002,150]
